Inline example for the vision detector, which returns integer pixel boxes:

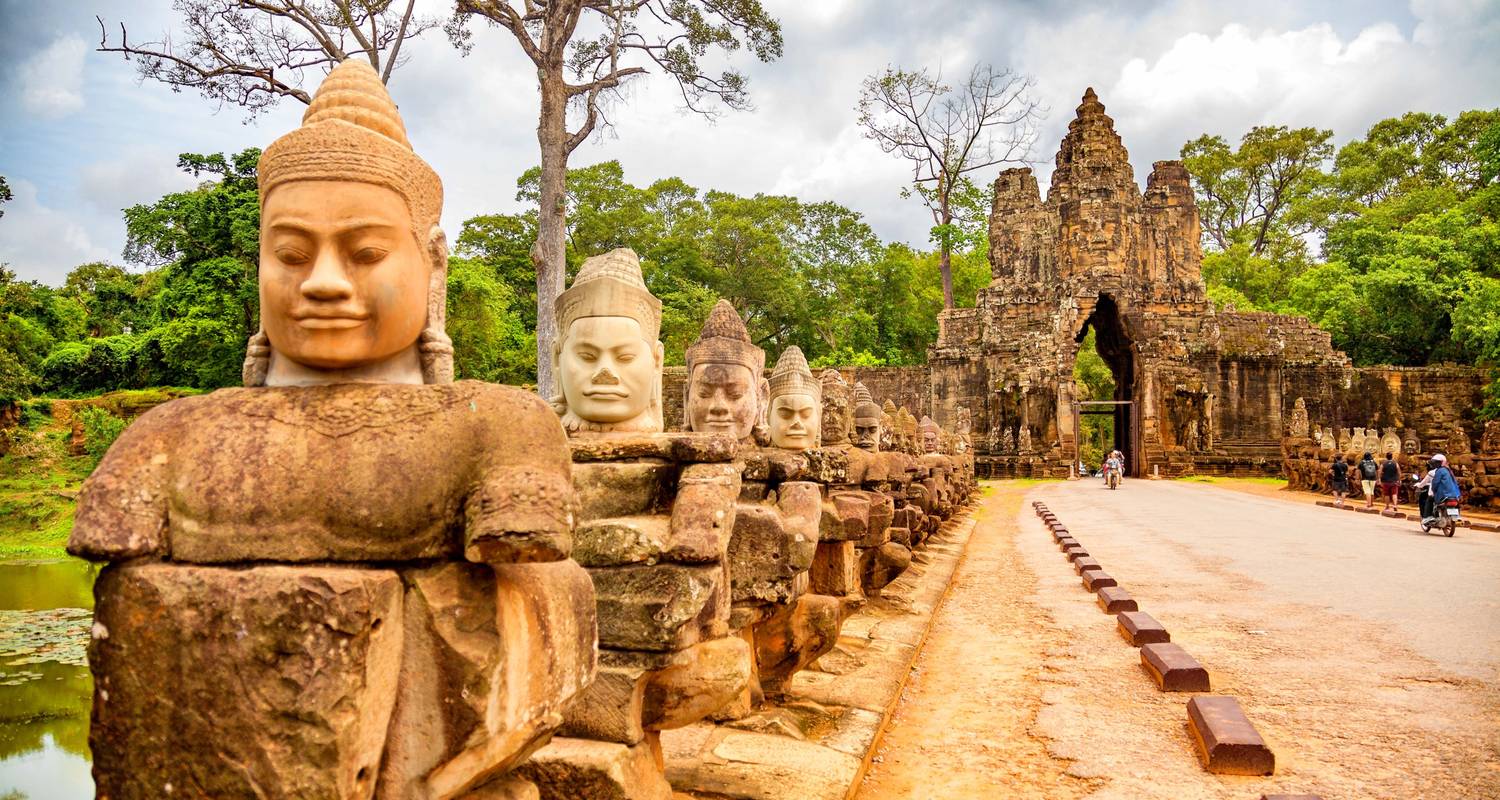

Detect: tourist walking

[1330,454,1350,508]
[1358,452,1379,509]
[1380,452,1401,511]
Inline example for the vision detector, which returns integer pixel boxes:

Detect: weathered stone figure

[852,382,882,452]
[684,299,767,445]
[768,346,821,450]
[70,60,595,800]
[552,248,664,437]
[880,399,899,452]
[1289,397,1309,438]
[919,415,942,454]
[819,368,854,446]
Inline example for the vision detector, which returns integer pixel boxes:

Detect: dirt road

[856,479,1500,799]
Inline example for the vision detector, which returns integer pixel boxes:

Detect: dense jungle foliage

[0,107,1496,408]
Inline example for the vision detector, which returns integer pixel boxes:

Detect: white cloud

[78,145,201,217]
[0,178,115,283]
[20,33,86,119]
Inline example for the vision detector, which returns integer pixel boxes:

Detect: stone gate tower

[929,88,1349,477]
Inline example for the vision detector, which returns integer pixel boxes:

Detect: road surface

[856,479,1500,799]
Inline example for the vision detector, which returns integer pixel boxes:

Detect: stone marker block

[1315,501,1335,508]
[1142,642,1209,691]
[1117,611,1170,646]
[1186,695,1274,775]
[1056,536,1078,549]
[1357,507,1380,514]
[1052,528,1071,541]
[1081,570,1116,591]
[1065,547,1090,562]
[1096,586,1137,613]
[1380,510,1405,519]
[1072,556,1100,574]
[1259,795,1323,800]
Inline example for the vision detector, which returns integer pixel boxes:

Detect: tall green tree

[1181,125,1334,256]
[448,0,783,399]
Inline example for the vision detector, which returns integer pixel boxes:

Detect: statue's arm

[461,386,577,564]
[68,406,178,561]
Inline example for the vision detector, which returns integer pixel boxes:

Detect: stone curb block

[1380,509,1405,518]
[1140,642,1208,691]
[1096,586,1136,614]
[1080,569,1115,591]
[1056,536,1078,550]
[1116,611,1169,646]
[1186,696,1274,775]
[1314,501,1335,508]
[1064,547,1090,563]
[1259,795,1324,799]
[1357,507,1380,514]
[1072,557,1100,575]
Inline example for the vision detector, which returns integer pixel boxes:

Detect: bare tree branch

[98,0,438,119]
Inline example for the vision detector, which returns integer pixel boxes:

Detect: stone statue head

[919,416,941,454]
[552,248,664,436]
[852,382,882,453]
[683,299,766,443]
[247,58,452,387]
[896,408,919,454]
[956,406,972,436]
[767,346,820,451]
[819,368,853,446]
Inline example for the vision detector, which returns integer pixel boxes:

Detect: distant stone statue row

[69,59,975,800]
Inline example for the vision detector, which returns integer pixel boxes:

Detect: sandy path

[856,479,1500,799]
[854,483,1098,799]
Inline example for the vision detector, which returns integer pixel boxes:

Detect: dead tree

[447,0,783,398]
[98,0,438,117]
[857,64,1041,309]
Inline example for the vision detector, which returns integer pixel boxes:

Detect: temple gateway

[925,89,1487,479]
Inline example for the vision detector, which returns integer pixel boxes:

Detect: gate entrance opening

[1072,295,1140,476]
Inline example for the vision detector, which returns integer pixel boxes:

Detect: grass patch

[1176,475,1288,487]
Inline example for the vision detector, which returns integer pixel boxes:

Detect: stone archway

[1075,294,1141,476]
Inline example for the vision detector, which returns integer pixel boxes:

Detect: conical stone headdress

[556,248,662,343]
[854,382,881,421]
[769,346,819,401]
[258,59,441,241]
[919,415,940,436]
[685,299,763,374]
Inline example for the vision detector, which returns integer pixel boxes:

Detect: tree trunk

[533,71,570,398]
[939,206,955,309]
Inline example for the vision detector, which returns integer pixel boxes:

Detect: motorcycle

[1106,467,1120,490]
[1421,497,1461,537]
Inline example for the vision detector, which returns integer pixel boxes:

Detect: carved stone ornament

[683,299,766,444]
[852,382,882,453]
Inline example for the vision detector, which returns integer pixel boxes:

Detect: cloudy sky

[2,0,1498,285]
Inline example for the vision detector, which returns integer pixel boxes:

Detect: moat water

[0,558,96,799]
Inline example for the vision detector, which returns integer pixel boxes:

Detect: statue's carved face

[822,392,852,445]
[558,316,659,424]
[853,416,881,452]
[922,430,940,454]
[688,362,761,440]
[770,394,819,450]
[259,181,427,370]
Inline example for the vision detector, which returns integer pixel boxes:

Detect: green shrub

[78,406,128,461]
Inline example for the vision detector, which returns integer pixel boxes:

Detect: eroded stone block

[1096,586,1137,613]
[643,636,754,731]
[591,563,727,651]
[90,563,402,800]
[810,540,861,598]
[573,460,675,520]
[1117,610,1169,646]
[1141,642,1209,691]
[516,737,673,800]
[753,594,844,697]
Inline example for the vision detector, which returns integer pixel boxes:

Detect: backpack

[1380,460,1399,482]
[1359,460,1379,480]
[1331,460,1348,480]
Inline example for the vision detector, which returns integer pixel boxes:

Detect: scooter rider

[1429,453,1461,511]
[1415,459,1437,525]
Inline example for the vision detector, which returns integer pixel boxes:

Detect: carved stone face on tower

[768,347,821,450]
[684,299,766,443]
[251,58,451,387]
[553,248,664,436]
[852,382,882,453]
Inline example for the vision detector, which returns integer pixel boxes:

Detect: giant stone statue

[768,346,821,450]
[70,59,594,800]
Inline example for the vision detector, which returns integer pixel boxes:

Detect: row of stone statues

[70,59,974,800]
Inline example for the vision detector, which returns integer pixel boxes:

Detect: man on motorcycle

[1104,451,1124,488]
[1429,453,1460,508]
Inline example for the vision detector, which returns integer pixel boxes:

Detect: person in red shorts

[1379,452,1401,511]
